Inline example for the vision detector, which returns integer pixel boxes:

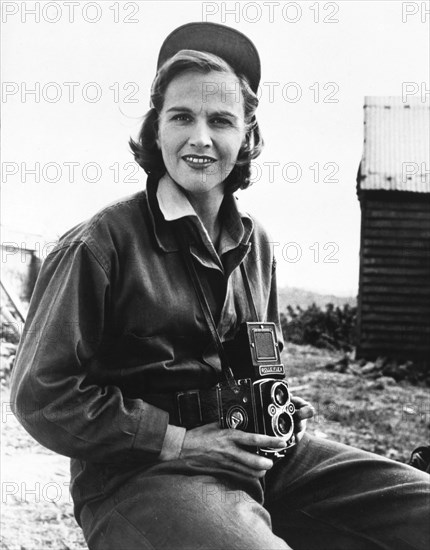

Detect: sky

[1,0,429,296]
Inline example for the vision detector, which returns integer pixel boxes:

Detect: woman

[10,22,430,550]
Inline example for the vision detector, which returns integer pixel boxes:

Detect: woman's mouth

[182,155,217,169]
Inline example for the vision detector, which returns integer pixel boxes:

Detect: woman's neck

[185,190,223,246]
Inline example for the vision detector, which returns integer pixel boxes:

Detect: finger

[229,429,288,449]
[196,450,270,479]
[226,460,269,478]
[294,404,315,421]
[294,418,307,434]
[198,421,222,432]
[208,445,274,477]
[223,444,275,471]
[291,395,313,408]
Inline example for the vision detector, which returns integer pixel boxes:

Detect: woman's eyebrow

[165,106,238,120]
[209,110,238,120]
[165,106,194,114]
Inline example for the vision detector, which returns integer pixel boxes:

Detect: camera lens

[276,412,293,437]
[272,382,289,406]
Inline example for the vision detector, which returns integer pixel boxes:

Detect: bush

[280,303,357,350]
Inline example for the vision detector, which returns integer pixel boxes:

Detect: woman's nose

[188,120,212,148]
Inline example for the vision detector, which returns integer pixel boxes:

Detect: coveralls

[10,173,430,550]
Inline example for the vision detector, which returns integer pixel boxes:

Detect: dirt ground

[1,343,429,549]
[1,389,87,549]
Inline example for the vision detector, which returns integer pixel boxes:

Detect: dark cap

[156,22,261,93]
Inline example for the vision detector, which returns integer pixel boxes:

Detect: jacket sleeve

[10,240,171,464]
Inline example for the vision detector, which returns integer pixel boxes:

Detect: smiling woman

[155,69,245,243]
[9,21,430,550]
[129,48,262,245]
[130,48,263,192]
[158,69,245,183]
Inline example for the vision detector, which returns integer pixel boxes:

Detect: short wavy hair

[129,49,263,193]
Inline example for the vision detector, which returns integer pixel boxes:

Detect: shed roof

[358,96,429,193]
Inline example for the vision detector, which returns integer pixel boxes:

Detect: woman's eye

[172,114,191,122]
[211,117,231,126]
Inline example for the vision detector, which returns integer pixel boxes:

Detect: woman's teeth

[183,156,215,165]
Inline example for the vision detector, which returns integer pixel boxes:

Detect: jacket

[10,172,282,516]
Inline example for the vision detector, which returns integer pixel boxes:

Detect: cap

[156,22,261,93]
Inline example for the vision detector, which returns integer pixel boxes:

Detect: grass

[284,343,430,463]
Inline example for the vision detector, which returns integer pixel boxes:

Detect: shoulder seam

[47,240,110,278]
[83,240,110,278]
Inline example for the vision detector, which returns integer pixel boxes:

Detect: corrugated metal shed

[356,96,430,363]
[359,96,430,193]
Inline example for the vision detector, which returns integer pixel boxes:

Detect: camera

[218,322,296,458]
[176,322,296,458]
[216,377,296,458]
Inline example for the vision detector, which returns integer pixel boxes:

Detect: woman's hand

[291,395,315,443]
[179,422,288,478]
[179,395,315,477]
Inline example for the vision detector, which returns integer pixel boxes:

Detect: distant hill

[277,286,357,311]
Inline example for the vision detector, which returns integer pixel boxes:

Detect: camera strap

[177,226,239,392]
[239,262,259,322]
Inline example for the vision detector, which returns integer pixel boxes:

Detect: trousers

[79,434,430,550]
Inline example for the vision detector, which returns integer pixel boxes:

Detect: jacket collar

[157,173,197,221]
[146,172,254,254]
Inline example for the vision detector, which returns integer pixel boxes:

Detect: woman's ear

[152,111,161,149]
[241,132,250,152]
[155,128,161,149]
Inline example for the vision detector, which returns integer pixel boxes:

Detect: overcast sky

[2,0,429,296]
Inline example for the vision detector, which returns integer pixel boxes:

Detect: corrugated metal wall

[357,191,430,360]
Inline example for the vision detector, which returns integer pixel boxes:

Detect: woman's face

[156,69,246,200]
